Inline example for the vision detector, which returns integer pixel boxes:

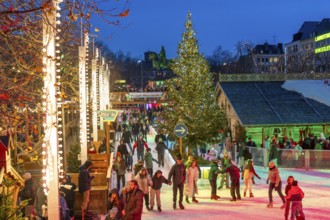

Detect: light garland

[79,33,89,164]
[85,34,90,145]
[92,49,98,141]
[42,0,62,218]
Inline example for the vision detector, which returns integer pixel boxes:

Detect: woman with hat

[266,161,285,208]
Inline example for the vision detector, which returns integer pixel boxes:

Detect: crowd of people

[16,109,312,220]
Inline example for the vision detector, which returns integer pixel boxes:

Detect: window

[274,57,278,63]
[265,58,269,63]
[270,57,273,63]
[257,58,260,63]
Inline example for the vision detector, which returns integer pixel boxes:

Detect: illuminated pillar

[105,63,110,108]
[42,0,62,218]
[79,34,89,164]
[92,50,98,141]
[99,56,105,129]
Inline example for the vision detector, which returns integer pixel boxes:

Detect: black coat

[122,131,133,143]
[78,165,94,193]
[117,143,129,156]
[168,163,186,185]
[151,174,169,190]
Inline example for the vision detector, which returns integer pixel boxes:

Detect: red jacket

[286,185,304,201]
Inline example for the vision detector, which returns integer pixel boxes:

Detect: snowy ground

[110,128,330,220]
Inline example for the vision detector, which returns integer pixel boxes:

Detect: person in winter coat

[266,161,285,208]
[185,160,199,204]
[242,159,261,198]
[34,179,47,220]
[140,123,148,142]
[168,154,186,210]
[144,148,158,176]
[114,155,126,191]
[60,174,77,219]
[78,160,94,218]
[133,136,149,162]
[269,139,279,165]
[284,176,295,220]
[20,172,36,218]
[184,155,201,179]
[122,180,144,220]
[122,127,133,155]
[115,122,122,142]
[155,138,167,168]
[134,168,153,211]
[155,130,167,145]
[208,159,221,200]
[107,188,123,219]
[218,152,230,189]
[285,180,305,220]
[133,160,144,176]
[117,140,129,169]
[237,143,245,171]
[132,121,140,142]
[150,170,171,212]
[219,161,241,202]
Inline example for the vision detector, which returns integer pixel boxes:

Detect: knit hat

[269,161,275,168]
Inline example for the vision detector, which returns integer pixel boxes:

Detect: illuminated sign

[98,110,118,122]
[315,45,330,54]
[129,92,163,99]
[315,32,330,42]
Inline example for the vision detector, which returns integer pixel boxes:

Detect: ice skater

[242,159,261,198]
[266,161,286,208]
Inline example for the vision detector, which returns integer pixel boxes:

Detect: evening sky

[92,0,330,59]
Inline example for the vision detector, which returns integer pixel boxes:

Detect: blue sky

[92,0,330,59]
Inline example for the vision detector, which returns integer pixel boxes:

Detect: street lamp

[138,59,143,91]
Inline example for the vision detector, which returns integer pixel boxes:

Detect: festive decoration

[158,11,227,152]
[79,33,89,164]
[42,0,62,218]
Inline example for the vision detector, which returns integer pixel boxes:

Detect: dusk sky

[92,0,330,59]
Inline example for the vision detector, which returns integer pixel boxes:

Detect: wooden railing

[218,72,330,82]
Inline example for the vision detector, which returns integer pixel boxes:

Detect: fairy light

[85,34,91,144]
[79,33,88,163]
[91,48,98,141]
[96,49,100,128]
[42,0,62,218]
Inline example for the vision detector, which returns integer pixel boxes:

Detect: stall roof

[220,81,330,126]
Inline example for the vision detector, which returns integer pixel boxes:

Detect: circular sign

[174,123,188,138]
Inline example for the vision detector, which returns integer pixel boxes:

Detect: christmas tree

[67,142,81,173]
[159,12,227,154]
[0,176,28,220]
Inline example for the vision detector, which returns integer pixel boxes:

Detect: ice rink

[111,129,330,220]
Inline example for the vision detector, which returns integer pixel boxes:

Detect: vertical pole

[180,137,182,156]
[62,104,67,169]
[106,122,110,154]
[92,59,98,141]
[42,0,61,218]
